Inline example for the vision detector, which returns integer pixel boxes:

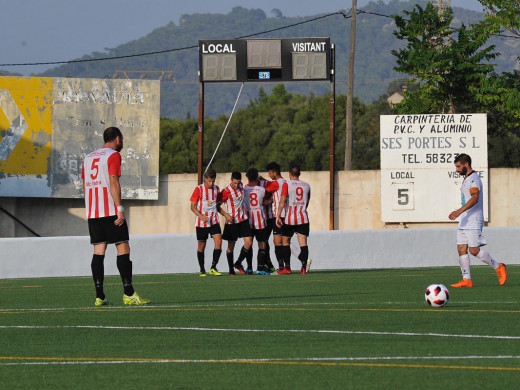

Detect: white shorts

[457,229,487,248]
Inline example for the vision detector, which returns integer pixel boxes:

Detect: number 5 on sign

[392,183,414,210]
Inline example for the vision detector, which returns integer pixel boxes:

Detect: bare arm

[276,195,287,227]
[109,175,125,226]
[449,189,478,220]
[191,201,208,222]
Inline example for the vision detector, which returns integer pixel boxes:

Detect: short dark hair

[246,167,258,181]
[266,161,281,175]
[289,163,301,177]
[231,171,242,180]
[204,168,217,179]
[103,127,122,143]
[454,153,471,166]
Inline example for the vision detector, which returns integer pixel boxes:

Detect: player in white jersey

[448,153,507,287]
[276,163,311,275]
[82,127,150,306]
[218,171,253,275]
[190,168,223,277]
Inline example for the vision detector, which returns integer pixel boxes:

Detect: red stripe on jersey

[94,187,99,218]
[103,187,109,217]
[88,188,93,219]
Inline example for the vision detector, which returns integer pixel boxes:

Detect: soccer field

[1,266,519,389]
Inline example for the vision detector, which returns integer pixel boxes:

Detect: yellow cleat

[199,272,207,277]
[208,268,222,276]
[123,291,150,306]
[94,298,109,307]
[495,263,507,286]
[450,279,473,288]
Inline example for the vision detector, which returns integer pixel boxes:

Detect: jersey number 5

[90,158,100,180]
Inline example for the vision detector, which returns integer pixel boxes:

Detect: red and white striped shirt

[82,147,121,219]
[260,179,281,219]
[190,184,220,228]
[243,184,267,229]
[219,183,248,224]
[269,178,286,218]
[281,179,311,225]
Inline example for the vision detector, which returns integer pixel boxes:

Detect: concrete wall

[2,168,520,237]
[1,227,518,279]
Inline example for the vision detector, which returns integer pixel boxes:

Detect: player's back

[284,179,311,225]
[243,184,267,229]
[82,147,120,219]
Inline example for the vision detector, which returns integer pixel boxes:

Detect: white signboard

[380,114,488,223]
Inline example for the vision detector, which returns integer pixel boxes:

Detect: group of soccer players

[189,162,312,276]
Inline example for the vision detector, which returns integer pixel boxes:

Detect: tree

[391,3,497,114]
[480,0,520,38]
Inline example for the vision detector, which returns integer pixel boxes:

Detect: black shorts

[196,223,222,241]
[88,216,129,245]
[251,227,270,243]
[222,220,252,242]
[266,218,275,236]
[282,223,310,238]
[271,217,284,235]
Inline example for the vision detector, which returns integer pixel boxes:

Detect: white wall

[1,227,518,279]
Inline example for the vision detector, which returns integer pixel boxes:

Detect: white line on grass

[0,300,518,313]
[1,355,520,367]
[1,325,519,340]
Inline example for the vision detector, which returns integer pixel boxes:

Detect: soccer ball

[424,284,449,308]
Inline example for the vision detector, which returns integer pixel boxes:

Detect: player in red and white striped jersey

[82,126,150,306]
[276,163,311,275]
[236,168,274,275]
[190,168,223,276]
[218,172,253,275]
[263,161,287,273]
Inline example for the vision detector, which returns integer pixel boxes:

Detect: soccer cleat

[299,266,307,275]
[306,259,312,273]
[245,268,254,275]
[94,298,109,307]
[229,272,236,276]
[209,268,222,276]
[123,291,150,306]
[234,262,246,275]
[277,267,293,275]
[495,263,507,286]
[450,279,473,288]
[256,269,270,275]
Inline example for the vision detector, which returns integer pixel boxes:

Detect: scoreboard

[199,38,331,82]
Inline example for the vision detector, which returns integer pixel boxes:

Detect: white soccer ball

[425,284,449,308]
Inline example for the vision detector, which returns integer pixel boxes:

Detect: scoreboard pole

[329,44,336,230]
[197,81,204,184]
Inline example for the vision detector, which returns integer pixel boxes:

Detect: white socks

[459,254,471,279]
[476,249,499,269]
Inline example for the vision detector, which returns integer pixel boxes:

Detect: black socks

[116,254,134,296]
[91,254,105,299]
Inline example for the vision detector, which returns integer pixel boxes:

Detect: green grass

[0,266,519,389]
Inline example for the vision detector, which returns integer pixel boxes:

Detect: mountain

[36,0,518,119]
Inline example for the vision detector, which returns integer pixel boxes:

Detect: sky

[0,0,484,75]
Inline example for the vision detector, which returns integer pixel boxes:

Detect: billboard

[0,76,160,199]
[380,114,488,223]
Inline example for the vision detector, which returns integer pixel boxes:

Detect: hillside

[37,0,518,119]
